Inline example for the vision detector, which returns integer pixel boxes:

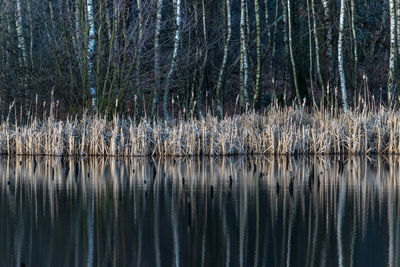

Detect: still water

[0,155,399,266]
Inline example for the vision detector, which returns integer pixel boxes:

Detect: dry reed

[0,105,399,156]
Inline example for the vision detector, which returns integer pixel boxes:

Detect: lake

[0,155,399,266]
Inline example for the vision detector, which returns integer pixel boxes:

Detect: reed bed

[0,105,399,156]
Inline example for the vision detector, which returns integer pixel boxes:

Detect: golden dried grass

[0,105,397,156]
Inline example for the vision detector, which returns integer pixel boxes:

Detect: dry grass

[0,105,399,156]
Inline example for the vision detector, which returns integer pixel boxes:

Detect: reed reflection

[0,155,399,266]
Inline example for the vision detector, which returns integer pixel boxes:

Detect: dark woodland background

[0,0,397,118]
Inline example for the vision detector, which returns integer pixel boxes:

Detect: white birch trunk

[322,0,334,94]
[307,0,316,106]
[216,0,232,118]
[264,0,270,46]
[240,0,250,111]
[240,0,245,109]
[15,0,27,68]
[388,0,396,97]
[350,0,358,89]
[27,0,33,69]
[338,0,349,111]
[87,0,97,109]
[253,0,262,109]
[396,0,400,58]
[151,0,164,117]
[197,0,209,115]
[163,0,182,119]
[16,0,29,108]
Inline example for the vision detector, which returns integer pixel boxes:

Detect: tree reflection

[0,155,399,266]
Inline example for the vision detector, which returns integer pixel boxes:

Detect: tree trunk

[287,0,301,105]
[163,0,182,119]
[396,0,400,59]
[269,0,280,98]
[197,0,209,117]
[27,0,34,70]
[338,0,349,111]
[281,0,290,101]
[264,0,271,46]
[350,0,358,90]
[136,0,143,116]
[87,0,97,110]
[15,0,29,110]
[151,0,164,118]
[322,0,334,101]
[240,0,250,111]
[307,0,316,106]
[216,0,232,118]
[389,0,397,99]
[253,0,262,109]
[311,0,324,92]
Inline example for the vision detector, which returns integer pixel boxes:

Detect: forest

[2,2,400,266]
[2,0,400,156]
[0,0,398,119]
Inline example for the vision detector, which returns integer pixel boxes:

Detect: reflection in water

[0,156,400,266]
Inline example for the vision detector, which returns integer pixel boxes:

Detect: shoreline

[0,106,398,156]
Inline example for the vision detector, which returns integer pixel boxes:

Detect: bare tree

[240,0,250,111]
[322,0,334,97]
[397,0,400,58]
[311,0,324,92]
[388,0,397,100]
[287,0,301,105]
[338,0,349,111]
[350,0,358,90]
[135,0,144,116]
[253,0,262,109]
[216,0,232,118]
[87,0,96,109]
[151,0,164,118]
[163,0,182,119]
[15,0,28,109]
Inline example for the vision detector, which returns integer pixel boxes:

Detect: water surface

[0,156,399,266]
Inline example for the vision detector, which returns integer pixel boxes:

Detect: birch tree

[198,0,208,114]
[87,0,96,109]
[311,0,324,92]
[350,0,358,90]
[216,0,232,118]
[151,0,164,118]
[338,0,349,111]
[136,0,143,116]
[16,0,27,69]
[269,0,280,92]
[74,0,83,74]
[253,0,262,109]
[15,0,29,108]
[27,0,34,70]
[264,0,271,46]
[322,0,334,95]
[307,0,316,105]
[281,0,290,98]
[1,0,399,116]
[163,0,182,119]
[240,0,250,111]
[388,0,396,98]
[397,0,400,58]
[287,0,301,105]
